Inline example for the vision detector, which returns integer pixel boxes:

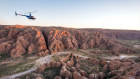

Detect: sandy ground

[104,54,138,60]
[133,45,140,48]
[74,54,89,59]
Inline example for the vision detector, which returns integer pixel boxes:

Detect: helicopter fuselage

[26,16,36,20]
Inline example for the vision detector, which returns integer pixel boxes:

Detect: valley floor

[0,49,139,79]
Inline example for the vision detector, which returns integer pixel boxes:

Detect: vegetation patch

[0,54,10,61]
[117,39,140,45]
[131,57,140,62]
[79,59,100,75]
[17,73,43,79]
[0,55,38,77]
[0,60,34,77]
[42,67,61,79]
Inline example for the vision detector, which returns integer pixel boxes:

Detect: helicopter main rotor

[24,11,38,14]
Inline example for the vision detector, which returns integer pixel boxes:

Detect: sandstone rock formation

[0,25,136,57]
[35,52,140,79]
[81,28,140,40]
[36,53,83,79]
[0,25,47,57]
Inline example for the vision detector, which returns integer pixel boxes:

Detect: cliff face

[81,28,140,40]
[0,25,135,57]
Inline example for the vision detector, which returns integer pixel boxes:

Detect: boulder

[56,62,62,68]
[54,76,62,79]
[89,74,95,79]
[79,70,87,76]
[75,63,80,70]
[73,71,82,79]
[65,70,72,79]
[81,76,88,79]
[89,58,99,65]
[98,72,105,79]
[71,67,77,72]
[66,61,74,67]
[89,74,98,79]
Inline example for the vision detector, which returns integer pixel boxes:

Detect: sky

[0,0,140,30]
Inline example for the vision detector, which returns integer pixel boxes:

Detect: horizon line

[0,24,140,31]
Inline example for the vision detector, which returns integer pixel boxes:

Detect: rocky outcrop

[54,76,62,79]
[73,71,82,79]
[0,42,12,54]
[0,25,136,57]
[98,58,140,79]
[81,28,140,40]
[0,25,47,57]
[10,42,26,58]
[35,52,140,79]
[45,30,78,54]
[36,53,87,79]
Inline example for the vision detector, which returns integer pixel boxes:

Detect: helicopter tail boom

[15,12,26,16]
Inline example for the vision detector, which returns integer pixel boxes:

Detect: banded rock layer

[0,25,135,57]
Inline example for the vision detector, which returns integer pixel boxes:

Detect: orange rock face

[0,42,12,54]
[10,44,26,58]
[28,43,36,54]
[0,25,48,57]
[0,25,136,57]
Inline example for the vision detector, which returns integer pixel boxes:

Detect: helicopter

[15,11,37,20]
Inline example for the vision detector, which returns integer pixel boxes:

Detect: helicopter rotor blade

[24,11,38,14]
[31,11,38,13]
